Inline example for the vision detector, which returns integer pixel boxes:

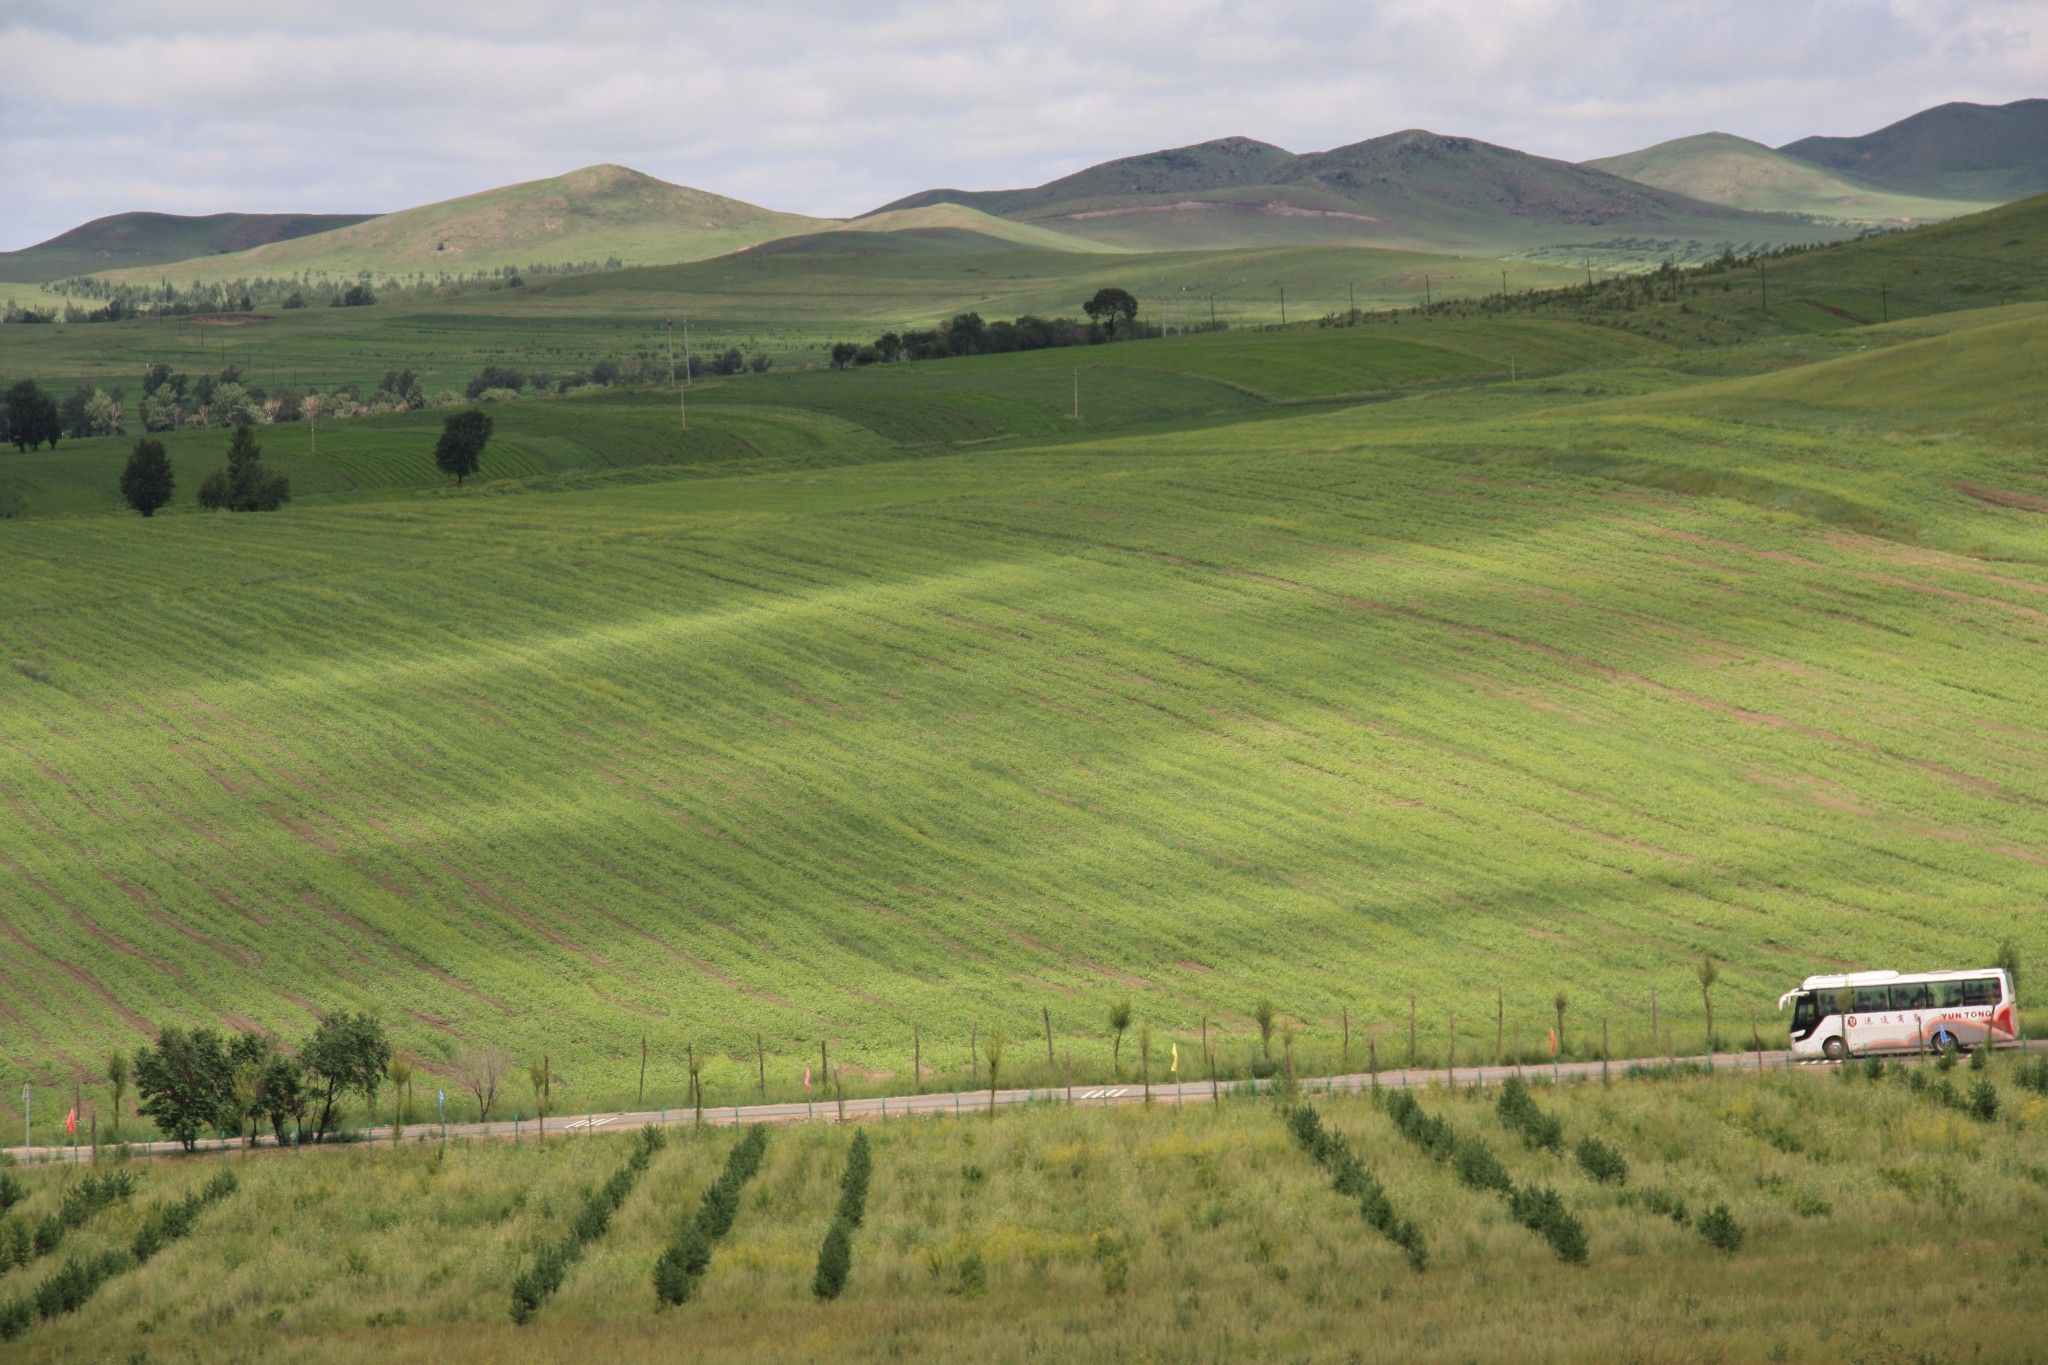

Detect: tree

[434,408,492,486]
[528,1056,550,1135]
[197,423,290,512]
[334,283,375,307]
[119,439,174,517]
[259,1052,305,1145]
[141,386,182,433]
[984,1026,1004,1115]
[104,1052,129,1141]
[1254,998,1276,1060]
[300,1011,390,1141]
[6,381,60,451]
[388,1055,414,1141]
[1697,955,1721,1055]
[83,389,123,438]
[1552,992,1569,1060]
[1083,287,1139,337]
[829,342,858,370]
[132,1026,234,1151]
[456,1044,512,1120]
[813,1217,852,1299]
[1995,938,2021,997]
[230,1061,264,1152]
[1108,998,1132,1078]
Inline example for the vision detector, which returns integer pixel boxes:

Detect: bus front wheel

[1822,1037,1847,1063]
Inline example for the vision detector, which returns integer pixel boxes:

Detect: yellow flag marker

[1170,1043,1179,1075]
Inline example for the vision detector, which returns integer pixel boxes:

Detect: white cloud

[1,0,2041,247]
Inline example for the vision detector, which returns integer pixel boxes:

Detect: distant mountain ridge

[1777,98,2048,199]
[0,211,375,283]
[86,165,835,288]
[1584,132,1993,225]
[876,129,1823,253]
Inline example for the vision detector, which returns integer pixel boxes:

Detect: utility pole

[1423,273,1431,309]
[682,318,694,388]
[1279,286,1286,325]
[1880,282,1888,324]
[1208,292,1216,327]
[1348,281,1355,317]
[1501,269,1508,300]
[1760,261,1768,313]
[1072,367,1079,421]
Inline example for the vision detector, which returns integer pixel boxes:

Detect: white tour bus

[1778,967,2018,1062]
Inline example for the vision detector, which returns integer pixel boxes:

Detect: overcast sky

[3,0,2042,249]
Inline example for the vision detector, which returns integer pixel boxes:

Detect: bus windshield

[1792,994,1821,1030]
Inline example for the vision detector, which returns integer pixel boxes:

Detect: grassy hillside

[1,306,2044,1121]
[1585,133,1990,224]
[0,212,376,285]
[1448,191,2048,348]
[1780,98,2048,200]
[88,166,830,287]
[5,1070,2048,1360]
[0,318,1651,520]
[839,203,1121,253]
[0,243,1594,400]
[879,130,1844,260]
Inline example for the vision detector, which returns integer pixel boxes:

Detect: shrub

[0,1174,19,1216]
[654,1125,768,1307]
[1508,1184,1587,1264]
[1285,1105,1427,1270]
[1497,1077,1564,1151]
[811,1130,874,1303]
[510,1126,663,1323]
[812,1218,852,1300]
[1966,1079,2000,1122]
[1697,1203,1744,1253]
[1575,1136,1628,1185]
[0,1295,27,1340]
[2016,1055,2048,1095]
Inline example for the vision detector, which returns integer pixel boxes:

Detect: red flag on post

[65,1107,77,1136]
[803,1067,812,1092]
[1547,1028,1558,1057]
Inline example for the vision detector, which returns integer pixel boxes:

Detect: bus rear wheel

[1822,1037,1847,1063]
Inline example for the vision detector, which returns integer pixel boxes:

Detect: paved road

[16,1041,2037,1166]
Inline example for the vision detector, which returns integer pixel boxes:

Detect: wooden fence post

[1043,1006,1055,1069]
[1602,1017,1610,1086]
[914,1023,923,1095]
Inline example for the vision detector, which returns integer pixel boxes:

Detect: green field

[3,1066,2047,1360]
[0,242,1596,403]
[3,282,2047,1129]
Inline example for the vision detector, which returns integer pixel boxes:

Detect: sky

[2,0,2043,249]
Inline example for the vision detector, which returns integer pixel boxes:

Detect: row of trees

[827,289,1155,369]
[40,259,629,318]
[5,379,131,445]
[115,407,489,515]
[125,1013,390,1150]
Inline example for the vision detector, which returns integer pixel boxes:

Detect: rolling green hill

[1584,133,1990,224]
[0,302,2042,1124]
[0,211,375,284]
[1779,98,2048,200]
[88,165,832,287]
[878,130,1845,258]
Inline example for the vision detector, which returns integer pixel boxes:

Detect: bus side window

[1934,981,1968,1009]
[1852,987,1890,1013]
[1889,984,1931,1010]
[1962,978,2000,1007]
